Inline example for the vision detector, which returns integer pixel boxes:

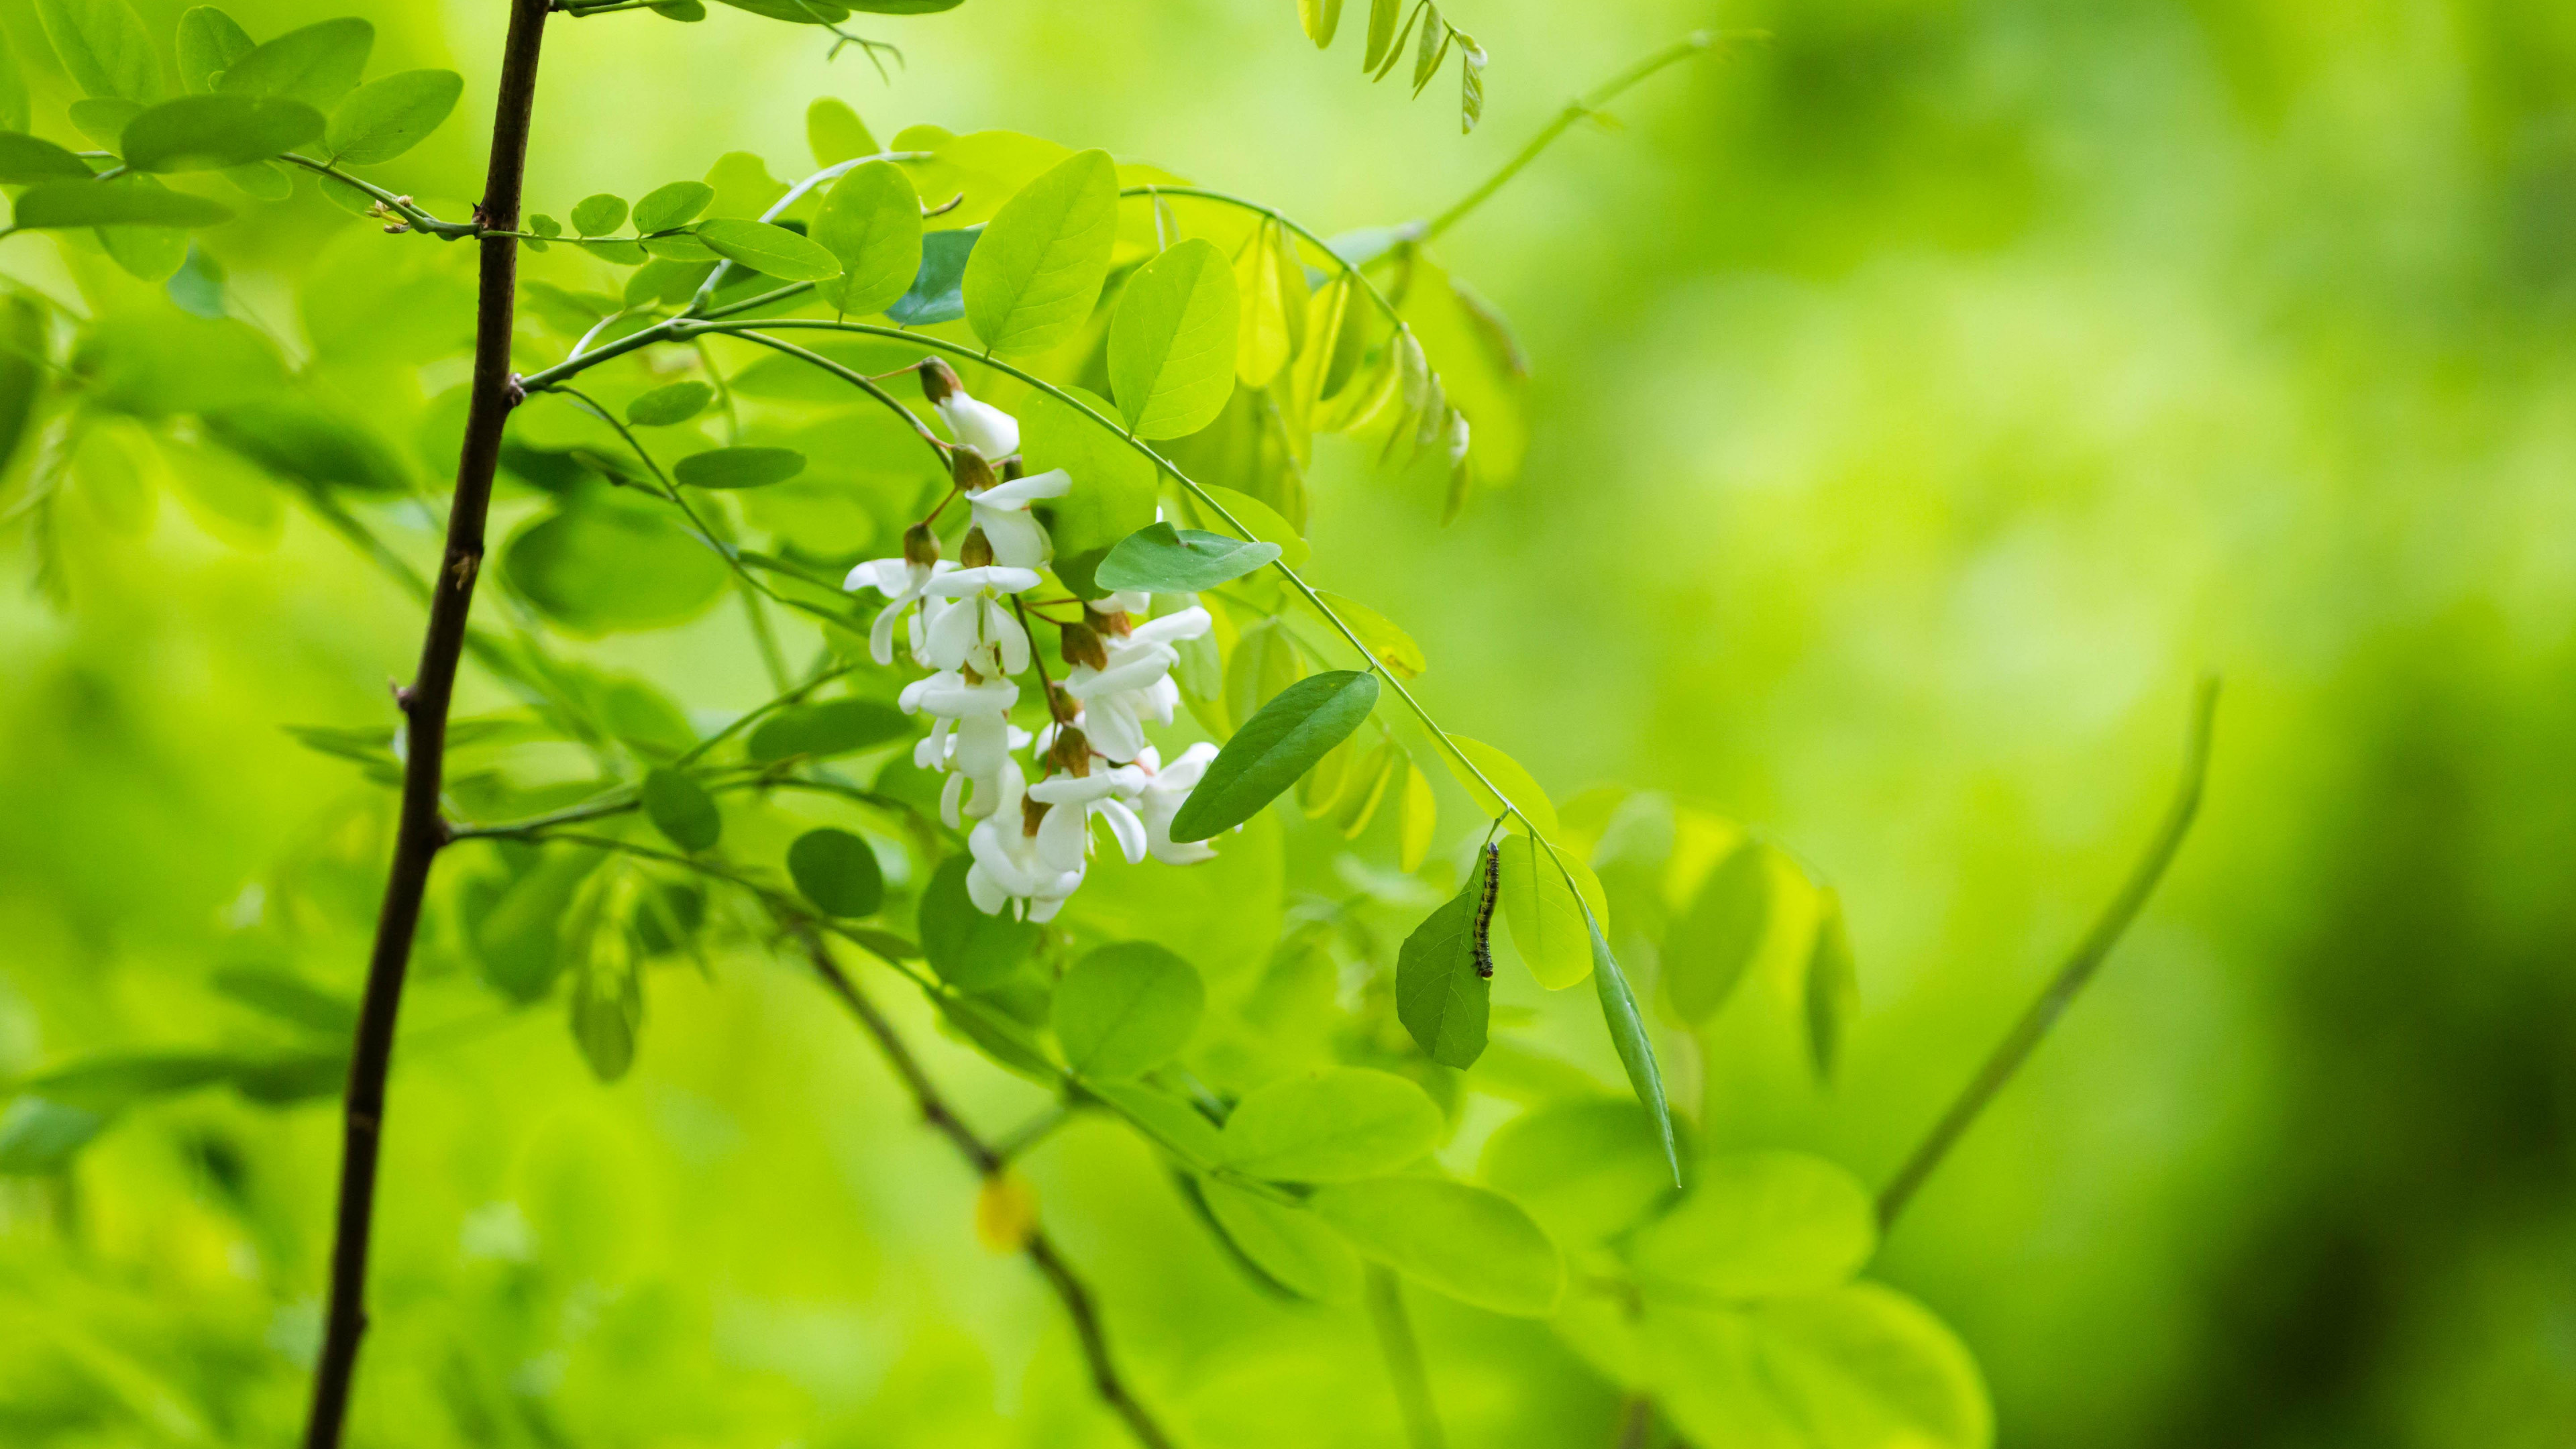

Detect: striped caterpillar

[1472,840,1501,979]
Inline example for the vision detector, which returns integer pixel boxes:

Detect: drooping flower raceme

[834,363,1227,922]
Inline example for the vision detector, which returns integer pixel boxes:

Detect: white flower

[1131,742,1220,866]
[918,565,1040,677]
[901,671,1028,828]
[967,468,1071,570]
[1026,769,1150,872]
[1063,607,1211,762]
[844,556,951,667]
[964,804,1085,922]
[938,390,1021,461]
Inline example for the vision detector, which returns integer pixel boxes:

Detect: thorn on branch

[388,678,414,710]
[504,374,528,407]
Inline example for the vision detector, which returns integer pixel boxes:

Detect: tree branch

[304,3,551,1443]
[1875,676,2220,1232]
[795,933,1179,1449]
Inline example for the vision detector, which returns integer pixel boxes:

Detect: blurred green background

[8,0,2576,1444]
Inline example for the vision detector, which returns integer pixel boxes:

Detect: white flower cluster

[844,361,1222,923]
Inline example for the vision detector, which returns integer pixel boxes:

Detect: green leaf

[466,848,602,1002]
[962,148,1118,356]
[1219,1067,1442,1182]
[0,297,46,483]
[1019,384,1157,597]
[12,178,233,229]
[812,160,922,316]
[1185,482,1309,566]
[918,854,1039,990]
[1089,1078,1223,1163]
[121,93,319,172]
[1495,836,1605,989]
[702,150,787,219]
[500,500,729,635]
[570,193,628,237]
[1233,219,1295,387]
[744,698,908,763]
[0,28,27,133]
[1806,887,1860,1083]
[1051,941,1203,1078]
[166,241,224,315]
[570,944,642,1083]
[788,827,885,918]
[1298,0,1344,47]
[1642,1285,1992,1449]
[1631,1150,1876,1299]
[1666,839,1773,1025]
[707,0,851,21]
[210,966,357,1034]
[1222,618,1303,738]
[1440,735,1560,839]
[808,97,878,166]
[651,0,706,17]
[1481,1098,1678,1246]
[625,380,712,427]
[175,6,253,93]
[640,767,720,852]
[1201,1177,1360,1303]
[1589,914,1680,1185]
[0,132,95,184]
[215,17,371,110]
[1396,875,1487,1067]
[1307,1177,1563,1317]
[24,1052,237,1108]
[886,224,977,325]
[36,0,162,103]
[1093,522,1280,595]
[1460,40,1487,133]
[202,396,405,490]
[633,179,715,233]
[1109,236,1239,438]
[1311,590,1424,678]
[1363,0,1403,70]
[221,158,290,201]
[1168,669,1378,842]
[696,216,843,282]
[0,1097,113,1173]
[325,69,462,165]
[674,445,804,489]
[1412,8,1451,94]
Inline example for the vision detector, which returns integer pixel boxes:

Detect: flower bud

[1020,796,1052,836]
[961,527,996,569]
[918,356,963,405]
[1060,621,1108,672]
[1045,725,1093,777]
[1047,683,1083,724]
[951,445,996,494]
[1000,454,1025,482]
[1085,606,1132,639]
[902,522,940,568]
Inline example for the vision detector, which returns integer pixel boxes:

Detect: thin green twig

[1366,1266,1449,1449]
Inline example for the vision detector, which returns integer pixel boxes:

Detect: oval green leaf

[633,179,714,233]
[1643,1284,1992,1449]
[325,68,462,165]
[1440,734,1560,839]
[13,178,234,229]
[788,827,885,918]
[1052,941,1203,1079]
[1631,1150,1876,1299]
[1805,887,1860,1083]
[500,502,729,635]
[122,93,321,172]
[695,216,843,282]
[1396,875,1487,1067]
[1307,1177,1564,1318]
[674,445,804,490]
[1201,1177,1360,1304]
[743,697,908,763]
[1590,913,1680,1184]
[175,6,254,93]
[1094,521,1281,596]
[1481,1099,1678,1246]
[639,767,720,853]
[570,192,629,237]
[962,147,1118,356]
[1167,669,1377,843]
[1666,839,1774,1025]
[807,96,877,166]
[37,0,162,103]
[1497,836,1605,990]
[625,380,712,427]
[812,159,922,317]
[885,224,976,325]
[215,17,372,110]
[1219,1066,1442,1183]
[918,854,1039,990]
[1108,235,1240,439]
[0,132,96,184]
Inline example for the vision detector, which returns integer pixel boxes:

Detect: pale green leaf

[694,217,842,282]
[918,854,1038,990]
[1631,1151,1876,1299]
[962,148,1118,356]
[806,97,877,166]
[1666,839,1774,1025]
[1497,835,1605,989]
[1052,941,1203,1078]
[1219,1066,1442,1182]
[812,160,922,316]
[624,380,711,427]
[325,69,462,165]
[1643,1285,1992,1449]
[1440,735,1559,839]
[1201,1177,1360,1303]
[122,94,319,172]
[1109,236,1239,438]
[1807,887,1860,1083]
[215,16,371,110]
[1590,914,1680,1184]
[36,0,162,103]
[633,180,714,233]
[175,7,253,94]
[1308,1177,1563,1317]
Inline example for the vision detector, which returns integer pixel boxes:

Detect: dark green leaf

[625,380,712,427]
[466,848,602,1002]
[0,296,45,482]
[918,855,1039,991]
[744,697,908,763]
[650,0,706,16]
[640,767,720,851]
[885,224,977,325]
[1805,887,1859,1083]
[500,500,730,635]
[215,16,372,110]
[1590,914,1679,1183]
[210,966,357,1034]
[1167,669,1377,842]
[570,949,642,1083]
[203,396,406,490]
[25,1051,237,1108]
[674,445,804,489]
[812,159,921,317]
[962,148,1118,356]
[633,179,714,233]
[696,216,843,282]
[175,6,254,93]
[12,178,234,229]
[788,827,885,918]
[1052,942,1203,1078]
[36,0,162,103]
[122,93,320,172]
[1396,875,1487,1067]
[1093,521,1281,595]
[1665,839,1772,1025]
[0,131,95,183]
[706,0,850,21]
[570,192,628,237]
[325,68,462,165]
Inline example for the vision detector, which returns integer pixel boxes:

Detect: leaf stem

[1366,1265,1450,1449]
[1874,676,2220,1232]
[272,152,480,239]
